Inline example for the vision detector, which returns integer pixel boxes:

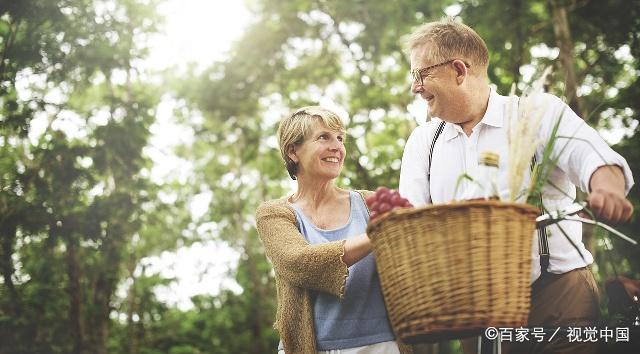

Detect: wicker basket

[367,200,539,343]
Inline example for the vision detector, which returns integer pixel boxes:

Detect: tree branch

[0,18,20,82]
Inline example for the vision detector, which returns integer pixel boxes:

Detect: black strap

[427,121,446,183]
[530,154,550,274]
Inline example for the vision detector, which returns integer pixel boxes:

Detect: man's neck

[459,85,491,136]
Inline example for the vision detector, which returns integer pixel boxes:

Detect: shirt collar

[480,88,505,128]
[441,88,506,141]
[443,121,461,141]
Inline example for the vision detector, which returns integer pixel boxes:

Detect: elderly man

[399,18,634,354]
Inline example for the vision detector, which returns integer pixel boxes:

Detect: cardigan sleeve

[255,200,348,298]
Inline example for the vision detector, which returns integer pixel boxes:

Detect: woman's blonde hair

[402,17,489,70]
[277,106,345,180]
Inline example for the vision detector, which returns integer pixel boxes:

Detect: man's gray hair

[402,17,489,68]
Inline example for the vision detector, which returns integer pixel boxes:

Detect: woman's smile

[321,156,340,163]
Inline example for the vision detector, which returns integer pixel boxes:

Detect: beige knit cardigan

[255,190,412,354]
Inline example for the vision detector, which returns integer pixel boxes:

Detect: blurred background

[0,0,638,353]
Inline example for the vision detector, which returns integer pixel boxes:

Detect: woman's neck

[290,178,343,208]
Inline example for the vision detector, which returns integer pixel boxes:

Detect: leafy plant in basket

[451,67,563,205]
[450,66,568,205]
[505,67,639,270]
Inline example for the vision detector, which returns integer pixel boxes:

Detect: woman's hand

[342,233,373,266]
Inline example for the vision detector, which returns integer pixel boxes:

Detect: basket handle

[535,202,637,246]
[559,215,637,246]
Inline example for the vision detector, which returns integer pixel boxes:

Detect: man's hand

[587,165,634,223]
[607,276,640,300]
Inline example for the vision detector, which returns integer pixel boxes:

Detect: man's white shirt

[399,90,634,282]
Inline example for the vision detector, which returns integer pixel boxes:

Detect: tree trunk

[246,248,267,354]
[90,243,120,354]
[85,222,123,354]
[0,19,19,81]
[548,0,594,254]
[126,272,139,354]
[65,239,85,354]
[511,0,525,83]
[88,275,109,354]
[0,222,20,316]
[549,0,585,118]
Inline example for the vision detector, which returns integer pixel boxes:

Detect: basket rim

[367,199,539,238]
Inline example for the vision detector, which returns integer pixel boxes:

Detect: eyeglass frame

[410,59,471,87]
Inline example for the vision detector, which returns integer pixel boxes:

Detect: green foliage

[165,0,639,353]
[1,0,638,354]
[0,1,178,353]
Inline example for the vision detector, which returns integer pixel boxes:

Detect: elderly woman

[255,106,410,354]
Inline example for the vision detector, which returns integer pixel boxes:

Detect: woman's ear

[286,145,298,163]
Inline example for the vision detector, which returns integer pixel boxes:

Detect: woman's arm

[256,201,350,297]
[342,233,373,267]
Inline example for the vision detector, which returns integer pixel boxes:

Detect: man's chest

[429,128,511,203]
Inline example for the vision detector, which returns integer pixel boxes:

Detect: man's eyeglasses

[410,59,471,87]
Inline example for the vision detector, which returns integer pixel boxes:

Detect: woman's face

[289,120,346,181]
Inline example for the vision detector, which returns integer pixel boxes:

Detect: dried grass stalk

[506,67,552,202]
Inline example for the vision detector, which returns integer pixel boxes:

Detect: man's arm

[587,165,634,223]
[537,94,634,222]
[399,124,431,207]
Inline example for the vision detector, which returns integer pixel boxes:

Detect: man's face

[410,44,467,123]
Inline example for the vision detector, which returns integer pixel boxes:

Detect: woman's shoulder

[353,189,374,199]
[256,196,295,218]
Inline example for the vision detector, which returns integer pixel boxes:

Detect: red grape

[389,193,402,206]
[378,192,391,203]
[375,186,390,197]
[378,202,391,214]
[365,195,377,207]
[368,187,414,222]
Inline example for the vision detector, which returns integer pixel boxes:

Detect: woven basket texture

[367,200,539,343]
